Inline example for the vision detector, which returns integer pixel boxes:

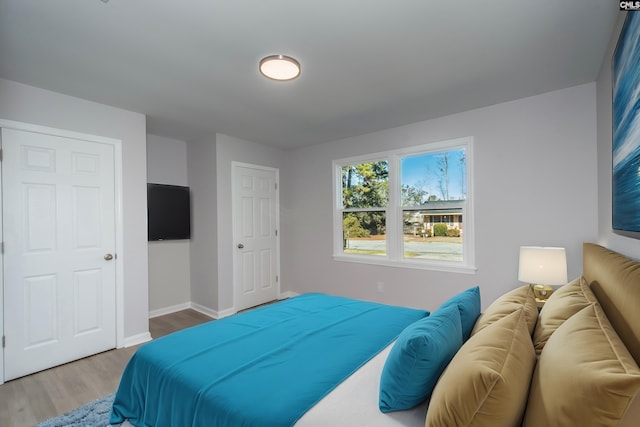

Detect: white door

[2,128,117,381]
[233,163,279,311]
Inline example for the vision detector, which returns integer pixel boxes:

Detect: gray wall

[596,12,640,260]
[281,83,599,311]
[186,133,286,315]
[0,78,149,343]
[147,134,191,314]
[187,135,219,313]
[5,17,633,330]
[215,134,287,312]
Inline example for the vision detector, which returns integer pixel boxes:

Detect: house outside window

[333,137,475,273]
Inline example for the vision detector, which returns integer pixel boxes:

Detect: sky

[401,148,466,200]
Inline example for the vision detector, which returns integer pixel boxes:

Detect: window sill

[333,254,477,274]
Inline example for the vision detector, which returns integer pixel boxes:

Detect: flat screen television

[147,183,191,241]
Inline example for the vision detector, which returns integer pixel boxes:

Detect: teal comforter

[110,293,427,427]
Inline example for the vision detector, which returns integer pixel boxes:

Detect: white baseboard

[148,302,192,319]
[149,298,305,322]
[130,295,303,350]
[279,291,300,299]
[123,331,152,348]
[215,307,237,319]
[190,302,233,319]
[149,301,238,320]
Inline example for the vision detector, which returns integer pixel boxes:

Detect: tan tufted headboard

[582,243,640,365]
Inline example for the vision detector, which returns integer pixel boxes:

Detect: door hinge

[276,275,279,283]
[1,241,4,254]
[2,336,5,348]
[0,148,3,162]
[275,182,278,190]
[275,229,278,236]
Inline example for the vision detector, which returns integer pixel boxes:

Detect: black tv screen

[147,183,191,241]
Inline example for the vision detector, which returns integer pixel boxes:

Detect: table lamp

[518,246,568,301]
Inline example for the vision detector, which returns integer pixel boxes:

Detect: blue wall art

[613,12,640,236]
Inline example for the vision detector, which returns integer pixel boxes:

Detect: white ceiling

[0,1,619,149]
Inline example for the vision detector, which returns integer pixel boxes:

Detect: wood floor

[0,309,213,427]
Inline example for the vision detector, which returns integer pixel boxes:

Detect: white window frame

[332,136,476,274]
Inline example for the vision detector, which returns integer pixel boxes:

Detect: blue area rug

[35,394,118,427]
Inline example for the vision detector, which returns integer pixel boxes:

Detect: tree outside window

[341,161,388,256]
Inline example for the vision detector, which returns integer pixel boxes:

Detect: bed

[110,293,431,426]
[110,243,640,426]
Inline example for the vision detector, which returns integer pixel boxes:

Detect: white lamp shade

[518,246,568,286]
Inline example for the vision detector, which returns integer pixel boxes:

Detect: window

[333,137,475,273]
[341,160,389,256]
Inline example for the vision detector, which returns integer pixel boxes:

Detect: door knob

[104,253,114,261]
[237,243,244,249]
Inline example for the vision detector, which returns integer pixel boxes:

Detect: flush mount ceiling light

[259,55,301,81]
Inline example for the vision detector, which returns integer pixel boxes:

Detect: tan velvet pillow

[579,274,599,303]
[426,308,536,427]
[532,276,592,354]
[471,285,538,336]
[524,303,640,427]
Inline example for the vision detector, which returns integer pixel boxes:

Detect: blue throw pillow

[438,286,481,340]
[379,304,463,413]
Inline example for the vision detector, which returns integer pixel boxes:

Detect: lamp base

[532,284,554,301]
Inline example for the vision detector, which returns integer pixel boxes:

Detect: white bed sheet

[116,342,427,427]
[296,342,427,427]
